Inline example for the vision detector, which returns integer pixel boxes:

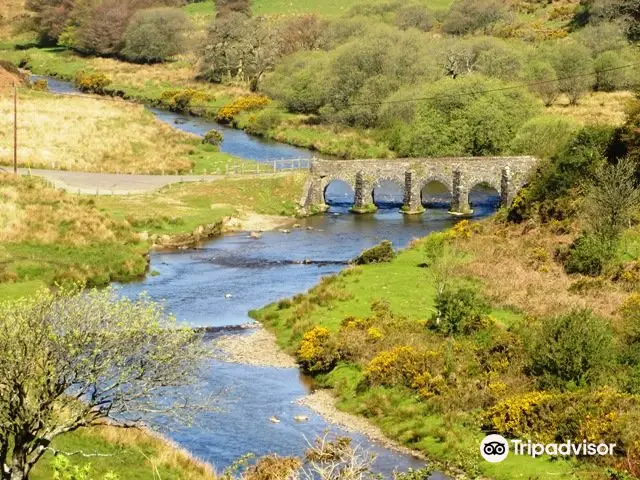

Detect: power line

[20,61,640,113]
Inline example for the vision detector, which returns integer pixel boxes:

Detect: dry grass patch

[456,221,628,319]
[0,89,200,173]
[545,91,635,126]
[0,0,25,39]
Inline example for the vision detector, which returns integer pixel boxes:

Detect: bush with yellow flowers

[216,95,270,124]
[297,326,338,374]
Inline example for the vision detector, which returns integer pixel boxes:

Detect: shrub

[354,241,395,265]
[510,115,580,160]
[74,72,111,94]
[364,346,432,387]
[443,0,506,34]
[564,234,615,276]
[74,0,132,56]
[297,326,338,374]
[216,95,270,124]
[203,129,224,146]
[552,42,594,105]
[429,287,490,336]
[245,110,282,137]
[31,79,49,92]
[160,89,215,112]
[528,310,615,388]
[394,5,432,32]
[122,8,192,63]
[594,51,627,91]
[523,59,560,106]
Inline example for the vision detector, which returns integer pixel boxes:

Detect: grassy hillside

[0,88,250,174]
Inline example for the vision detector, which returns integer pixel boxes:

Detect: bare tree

[0,287,212,480]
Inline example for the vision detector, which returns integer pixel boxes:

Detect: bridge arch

[323,178,355,206]
[419,177,453,209]
[372,177,404,207]
[469,181,501,213]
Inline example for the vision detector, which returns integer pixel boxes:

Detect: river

[40,75,500,478]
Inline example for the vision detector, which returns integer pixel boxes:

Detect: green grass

[184,0,455,19]
[0,279,46,301]
[29,427,215,480]
[91,173,307,234]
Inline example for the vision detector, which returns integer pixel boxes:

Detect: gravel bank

[212,327,298,368]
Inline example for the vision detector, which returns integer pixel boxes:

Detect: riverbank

[250,218,640,480]
[0,172,307,300]
[30,424,217,480]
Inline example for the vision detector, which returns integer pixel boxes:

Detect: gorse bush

[564,234,615,276]
[297,326,338,374]
[203,129,224,146]
[354,241,395,265]
[430,287,491,336]
[159,89,215,112]
[528,309,615,389]
[215,95,270,124]
[74,72,112,94]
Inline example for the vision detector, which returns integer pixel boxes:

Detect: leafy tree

[383,76,539,157]
[594,50,627,91]
[553,43,594,105]
[0,287,210,480]
[528,310,615,389]
[122,8,192,63]
[25,0,75,44]
[393,5,432,32]
[278,14,328,56]
[511,115,580,159]
[443,0,506,35]
[523,59,560,106]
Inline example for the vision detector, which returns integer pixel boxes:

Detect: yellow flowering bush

[484,391,556,441]
[364,346,441,391]
[297,326,338,374]
[448,220,473,240]
[216,95,270,123]
[160,89,215,112]
[75,72,111,94]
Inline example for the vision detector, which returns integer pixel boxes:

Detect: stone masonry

[300,157,538,214]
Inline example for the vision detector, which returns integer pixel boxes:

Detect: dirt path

[4,168,294,195]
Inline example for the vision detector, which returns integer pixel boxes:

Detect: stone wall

[301,156,537,214]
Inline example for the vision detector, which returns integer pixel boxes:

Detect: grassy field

[91,173,307,234]
[30,426,216,480]
[546,91,636,127]
[0,172,148,300]
[0,88,250,174]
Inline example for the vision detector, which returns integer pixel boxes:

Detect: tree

[75,0,132,55]
[393,5,432,32]
[594,50,627,91]
[553,43,594,105]
[25,0,75,44]
[584,156,640,243]
[200,14,281,91]
[122,8,192,63]
[443,0,506,35]
[0,287,210,480]
[524,59,560,106]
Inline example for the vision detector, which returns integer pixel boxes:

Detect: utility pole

[13,81,17,174]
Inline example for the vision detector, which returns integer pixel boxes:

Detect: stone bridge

[300,157,538,214]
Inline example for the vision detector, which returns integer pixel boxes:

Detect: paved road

[3,167,290,195]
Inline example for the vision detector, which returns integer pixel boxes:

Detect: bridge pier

[450,170,472,216]
[402,171,425,215]
[351,171,377,214]
[500,167,514,208]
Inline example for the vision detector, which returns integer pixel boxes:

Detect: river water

[40,75,500,478]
